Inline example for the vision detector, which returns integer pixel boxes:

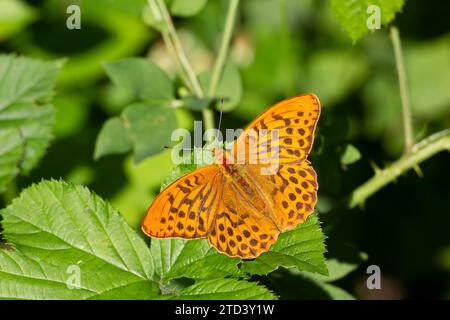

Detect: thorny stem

[348,129,450,208]
[390,26,414,155]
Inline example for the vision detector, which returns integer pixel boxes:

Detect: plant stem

[208,0,240,97]
[348,129,450,208]
[148,0,193,92]
[390,26,414,155]
[204,0,240,136]
[148,0,204,98]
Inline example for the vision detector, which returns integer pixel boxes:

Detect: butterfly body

[142,94,321,259]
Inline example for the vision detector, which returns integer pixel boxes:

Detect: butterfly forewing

[234,94,320,165]
[142,165,223,239]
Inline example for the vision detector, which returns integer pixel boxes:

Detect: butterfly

[141,94,320,259]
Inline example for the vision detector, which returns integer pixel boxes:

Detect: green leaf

[103,58,174,103]
[124,103,178,163]
[0,180,159,300]
[182,96,213,111]
[94,103,177,163]
[161,278,276,300]
[0,0,36,40]
[199,65,243,112]
[305,50,369,106]
[150,238,243,283]
[241,214,328,276]
[0,129,22,192]
[170,0,208,17]
[340,144,361,165]
[330,0,405,42]
[312,281,356,300]
[94,117,133,160]
[305,257,364,283]
[406,35,450,119]
[0,55,62,192]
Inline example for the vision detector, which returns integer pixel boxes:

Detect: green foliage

[103,58,174,103]
[94,117,133,158]
[199,64,243,112]
[0,0,36,40]
[150,238,243,283]
[406,36,450,119]
[170,0,208,17]
[0,55,62,192]
[0,180,158,299]
[161,278,276,300]
[304,50,369,106]
[340,144,362,165]
[331,0,405,41]
[95,59,178,162]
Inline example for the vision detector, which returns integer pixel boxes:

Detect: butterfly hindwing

[244,161,318,231]
[208,180,280,259]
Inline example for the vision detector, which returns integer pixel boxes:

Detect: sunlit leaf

[151,238,243,283]
[0,55,62,192]
[0,180,159,299]
[94,117,133,160]
[330,0,405,41]
[199,64,243,112]
[103,58,174,103]
[340,144,361,165]
[161,278,276,300]
[0,0,36,40]
[305,51,369,106]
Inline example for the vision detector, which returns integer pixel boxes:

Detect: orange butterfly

[141,94,321,259]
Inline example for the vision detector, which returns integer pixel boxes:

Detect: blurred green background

[1,0,449,299]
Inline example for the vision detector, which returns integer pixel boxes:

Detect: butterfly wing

[233,94,321,165]
[207,178,280,259]
[244,161,318,231]
[235,94,320,231]
[141,165,224,239]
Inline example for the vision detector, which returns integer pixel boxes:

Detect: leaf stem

[390,26,414,155]
[154,0,205,98]
[208,0,240,97]
[348,129,450,208]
